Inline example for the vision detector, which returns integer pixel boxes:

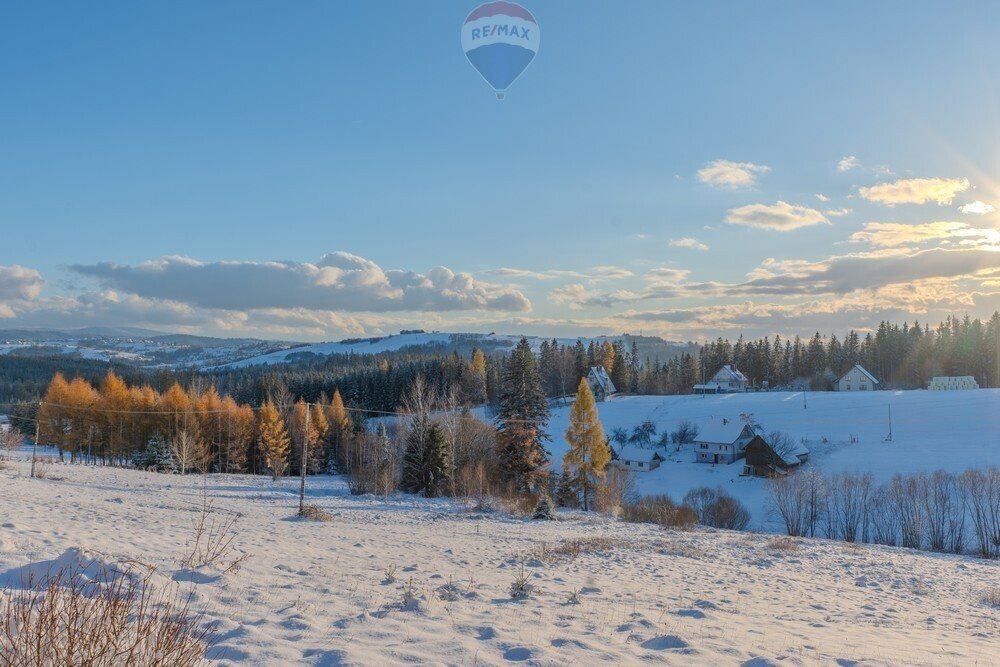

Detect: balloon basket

[495,91,506,100]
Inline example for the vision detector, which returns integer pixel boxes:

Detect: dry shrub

[181,488,246,573]
[980,587,1000,609]
[683,486,751,530]
[298,504,334,522]
[621,495,698,529]
[530,537,632,563]
[766,536,800,552]
[509,563,534,600]
[500,491,540,518]
[0,561,209,666]
[31,456,56,480]
[593,467,636,516]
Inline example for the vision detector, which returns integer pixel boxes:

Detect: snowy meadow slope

[0,459,997,666]
[545,389,1000,530]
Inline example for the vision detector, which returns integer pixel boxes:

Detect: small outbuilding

[837,364,879,392]
[613,446,664,471]
[0,415,9,433]
[742,436,809,477]
[587,366,617,402]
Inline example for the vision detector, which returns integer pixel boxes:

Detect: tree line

[701,312,1000,390]
[35,372,354,478]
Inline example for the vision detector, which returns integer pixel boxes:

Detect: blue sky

[2,1,999,341]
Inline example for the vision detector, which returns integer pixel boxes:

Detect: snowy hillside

[0,459,996,665]
[545,389,1000,530]
[0,329,294,368]
[211,331,653,369]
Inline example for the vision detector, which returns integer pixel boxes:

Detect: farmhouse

[587,366,616,402]
[613,446,664,471]
[708,365,749,393]
[694,418,758,464]
[928,376,980,390]
[837,364,879,392]
[742,436,809,477]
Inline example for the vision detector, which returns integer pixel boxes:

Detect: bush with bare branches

[181,487,247,573]
[0,560,210,666]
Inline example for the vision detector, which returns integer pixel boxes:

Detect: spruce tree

[496,337,550,492]
[401,414,429,494]
[555,468,579,508]
[532,494,555,520]
[563,378,610,511]
[423,421,452,498]
[400,416,452,496]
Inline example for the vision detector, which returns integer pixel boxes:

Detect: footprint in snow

[502,646,532,661]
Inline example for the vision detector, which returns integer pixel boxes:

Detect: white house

[587,366,616,402]
[614,446,664,471]
[708,365,748,393]
[837,364,879,392]
[928,376,980,390]
[0,415,9,433]
[694,418,759,464]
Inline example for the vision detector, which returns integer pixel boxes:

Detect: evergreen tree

[532,495,555,520]
[400,416,452,497]
[257,399,290,480]
[496,337,550,492]
[400,414,427,495]
[555,468,579,508]
[563,378,610,511]
[423,421,452,498]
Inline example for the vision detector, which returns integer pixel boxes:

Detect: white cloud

[484,265,632,282]
[824,208,852,217]
[849,221,1000,248]
[696,159,770,189]
[815,194,830,202]
[71,252,531,313]
[838,156,860,172]
[725,201,829,231]
[0,265,44,302]
[858,177,970,206]
[669,237,710,251]
[960,200,995,215]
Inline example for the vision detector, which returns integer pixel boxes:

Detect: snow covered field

[546,389,1000,530]
[1,458,998,665]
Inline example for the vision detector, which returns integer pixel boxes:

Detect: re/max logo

[470,24,531,40]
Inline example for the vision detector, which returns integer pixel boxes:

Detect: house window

[637,462,644,468]
[700,443,708,449]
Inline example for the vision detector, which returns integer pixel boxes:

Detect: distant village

[587,361,982,479]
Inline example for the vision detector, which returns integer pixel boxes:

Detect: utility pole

[803,390,807,410]
[298,403,310,514]
[30,402,41,478]
[886,404,893,442]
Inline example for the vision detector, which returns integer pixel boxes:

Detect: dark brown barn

[741,435,809,477]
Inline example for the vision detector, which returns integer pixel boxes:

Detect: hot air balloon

[461,2,539,99]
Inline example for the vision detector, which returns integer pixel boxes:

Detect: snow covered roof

[0,415,9,424]
[616,446,664,463]
[696,418,754,445]
[713,365,748,382]
[775,441,809,467]
[839,364,879,385]
[588,366,616,394]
